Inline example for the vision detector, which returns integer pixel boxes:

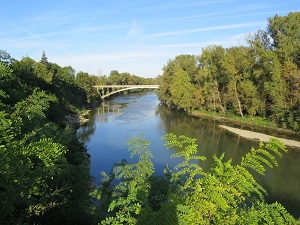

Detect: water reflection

[77,102,124,142]
[78,92,300,218]
[156,103,300,217]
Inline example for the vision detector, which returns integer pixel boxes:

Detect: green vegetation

[97,70,159,98]
[101,70,158,86]
[1,11,299,225]
[92,134,298,224]
[192,110,279,129]
[0,51,95,224]
[157,12,300,132]
[0,49,157,224]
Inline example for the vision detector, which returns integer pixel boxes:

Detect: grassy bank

[191,110,297,135]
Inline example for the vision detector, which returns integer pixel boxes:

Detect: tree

[108,70,121,84]
[221,47,249,117]
[197,45,226,113]
[169,69,196,112]
[0,50,13,65]
[0,84,67,223]
[1,55,92,225]
[40,50,50,70]
[282,61,300,108]
[76,71,101,104]
[157,54,198,110]
[34,62,53,83]
[268,12,300,67]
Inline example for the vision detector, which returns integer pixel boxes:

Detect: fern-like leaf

[241,138,287,175]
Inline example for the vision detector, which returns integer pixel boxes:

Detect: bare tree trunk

[213,92,216,111]
[213,80,225,114]
[234,81,244,118]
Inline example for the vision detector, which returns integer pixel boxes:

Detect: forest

[1,12,299,225]
[157,12,300,132]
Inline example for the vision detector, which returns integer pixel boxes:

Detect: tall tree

[197,45,226,113]
[0,50,13,65]
[169,69,196,112]
[40,50,50,70]
[268,12,300,68]
[157,54,198,110]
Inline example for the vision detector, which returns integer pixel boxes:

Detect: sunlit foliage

[92,134,297,225]
[157,12,300,132]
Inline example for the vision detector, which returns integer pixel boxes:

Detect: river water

[77,91,300,218]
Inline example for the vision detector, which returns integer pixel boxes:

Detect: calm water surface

[77,92,300,217]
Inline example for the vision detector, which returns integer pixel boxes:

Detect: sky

[1,0,300,78]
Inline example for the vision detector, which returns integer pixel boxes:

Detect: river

[77,91,300,218]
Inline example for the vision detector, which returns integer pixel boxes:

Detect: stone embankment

[219,125,300,148]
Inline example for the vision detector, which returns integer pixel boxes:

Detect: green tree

[76,71,101,104]
[157,54,198,110]
[34,62,53,84]
[268,12,300,67]
[221,47,248,117]
[197,45,226,113]
[1,55,92,224]
[0,50,13,65]
[40,50,50,70]
[169,69,196,112]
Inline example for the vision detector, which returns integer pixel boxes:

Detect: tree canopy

[157,12,300,132]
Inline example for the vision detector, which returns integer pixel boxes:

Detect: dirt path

[219,125,300,148]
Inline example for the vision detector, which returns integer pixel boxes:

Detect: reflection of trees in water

[156,103,300,218]
[254,148,300,217]
[155,104,251,170]
[77,103,124,142]
[77,111,97,142]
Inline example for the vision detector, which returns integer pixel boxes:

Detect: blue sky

[1,0,299,78]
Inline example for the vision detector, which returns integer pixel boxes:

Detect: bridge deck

[94,85,159,88]
[94,85,159,99]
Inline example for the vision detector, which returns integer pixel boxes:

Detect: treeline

[99,70,158,86]
[157,12,300,132]
[97,70,159,96]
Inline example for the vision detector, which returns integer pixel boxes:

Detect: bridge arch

[94,85,159,99]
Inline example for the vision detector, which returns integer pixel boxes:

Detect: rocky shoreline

[66,110,90,127]
[219,125,300,149]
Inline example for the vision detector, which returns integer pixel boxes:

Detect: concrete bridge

[94,85,159,99]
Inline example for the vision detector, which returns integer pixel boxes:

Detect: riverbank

[66,109,90,127]
[219,125,300,148]
[191,110,297,135]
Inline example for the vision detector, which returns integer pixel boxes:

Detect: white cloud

[126,20,141,39]
[145,22,265,38]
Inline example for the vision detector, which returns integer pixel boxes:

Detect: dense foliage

[1,11,299,225]
[92,134,298,224]
[0,50,158,224]
[100,70,158,86]
[0,52,96,224]
[97,70,159,98]
[157,12,300,132]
